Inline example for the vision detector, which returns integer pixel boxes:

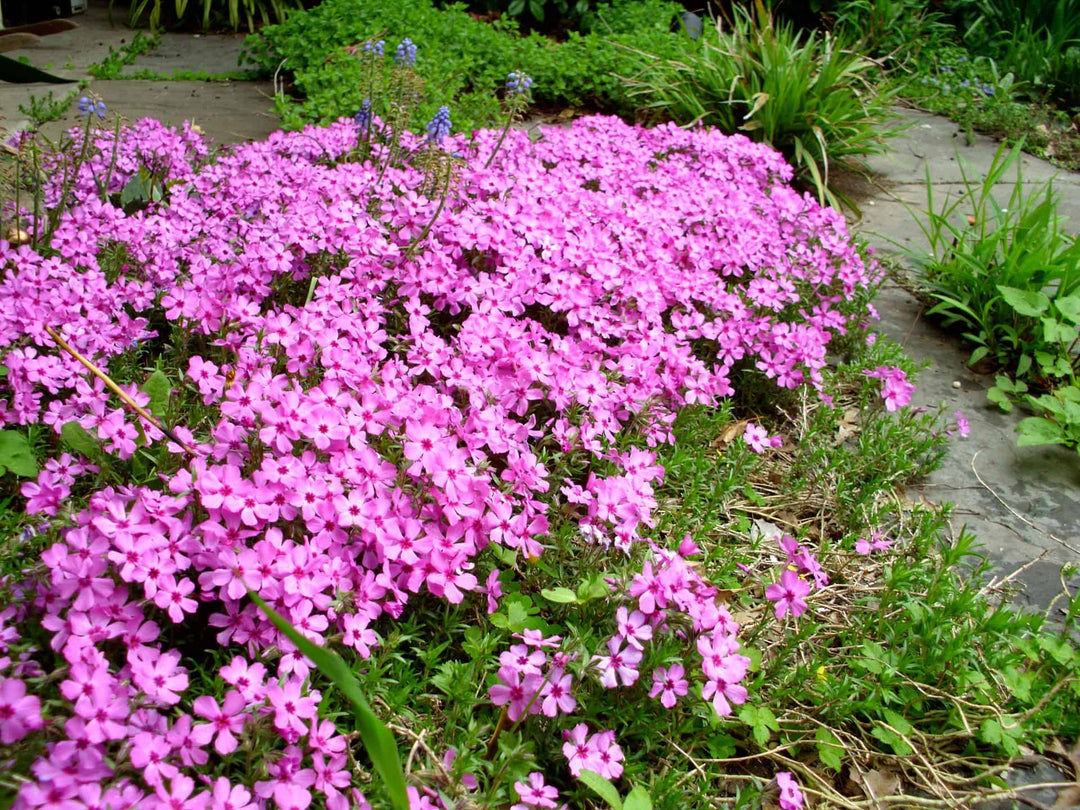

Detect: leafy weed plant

[903,139,1080,376]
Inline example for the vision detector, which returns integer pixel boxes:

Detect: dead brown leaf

[853,767,902,805]
[835,407,860,445]
[712,419,749,452]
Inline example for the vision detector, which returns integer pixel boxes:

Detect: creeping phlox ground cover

[0,112,887,809]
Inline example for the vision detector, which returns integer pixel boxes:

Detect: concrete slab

[0,1,277,146]
[850,109,1080,612]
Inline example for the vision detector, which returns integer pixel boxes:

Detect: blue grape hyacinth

[77,96,107,119]
[506,71,533,96]
[394,38,417,67]
[426,106,451,145]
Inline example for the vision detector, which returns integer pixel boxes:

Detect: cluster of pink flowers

[0,111,880,806]
[863,365,916,411]
[766,535,828,620]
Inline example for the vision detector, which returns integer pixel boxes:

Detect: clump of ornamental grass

[623,0,903,211]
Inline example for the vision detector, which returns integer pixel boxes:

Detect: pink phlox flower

[0,676,43,743]
[561,723,598,777]
[855,531,893,555]
[614,606,653,650]
[591,728,625,780]
[480,568,502,614]
[864,365,914,411]
[153,574,198,623]
[129,730,179,787]
[151,773,208,810]
[648,663,689,708]
[539,670,577,717]
[308,717,347,756]
[167,714,210,767]
[192,689,247,755]
[776,771,804,810]
[593,636,642,688]
[765,568,812,619]
[489,665,543,721]
[512,772,559,809]
[131,647,189,706]
[516,628,562,648]
[265,678,321,739]
[208,777,257,810]
[220,656,267,702]
[499,643,546,675]
[742,422,769,453]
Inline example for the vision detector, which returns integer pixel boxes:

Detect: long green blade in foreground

[249,591,410,810]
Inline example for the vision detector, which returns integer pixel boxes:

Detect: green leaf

[815,727,844,771]
[540,587,578,604]
[1037,635,1076,665]
[1042,317,1077,344]
[61,421,100,458]
[1002,666,1034,703]
[141,370,171,417]
[882,708,913,736]
[579,769,622,810]
[968,345,990,366]
[1017,417,1066,447]
[738,705,779,747]
[0,430,37,477]
[248,592,409,810]
[624,787,653,810]
[997,285,1050,317]
[1017,353,1033,378]
[871,723,913,756]
[1055,294,1080,324]
[577,574,612,602]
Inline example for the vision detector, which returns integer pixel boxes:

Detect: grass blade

[249,591,409,810]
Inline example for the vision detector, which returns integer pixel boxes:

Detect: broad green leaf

[1002,666,1034,703]
[1042,317,1076,344]
[61,421,100,458]
[871,723,913,756]
[248,592,409,810]
[968,345,990,366]
[815,727,844,771]
[0,430,37,477]
[624,786,653,810]
[997,285,1050,317]
[1017,417,1066,447]
[738,705,778,747]
[1017,353,1033,378]
[540,587,578,604]
[579,769,622,810]
[1055,294,1080,324]
[577,574,611,602]
[1037,635,1076,665]
[141,370,171,417]
[882,708,913,736]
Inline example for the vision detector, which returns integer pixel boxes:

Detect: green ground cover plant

[624,2,902,210]
[242,0,688,134]
[0,62,1078,810]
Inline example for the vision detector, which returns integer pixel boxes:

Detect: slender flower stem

[44,325,197,456]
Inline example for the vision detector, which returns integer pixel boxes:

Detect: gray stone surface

[0,1,276,145]
[849,108,1080,612]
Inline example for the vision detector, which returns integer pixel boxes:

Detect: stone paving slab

[0,1,276,145]
[849,108,1080,611]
